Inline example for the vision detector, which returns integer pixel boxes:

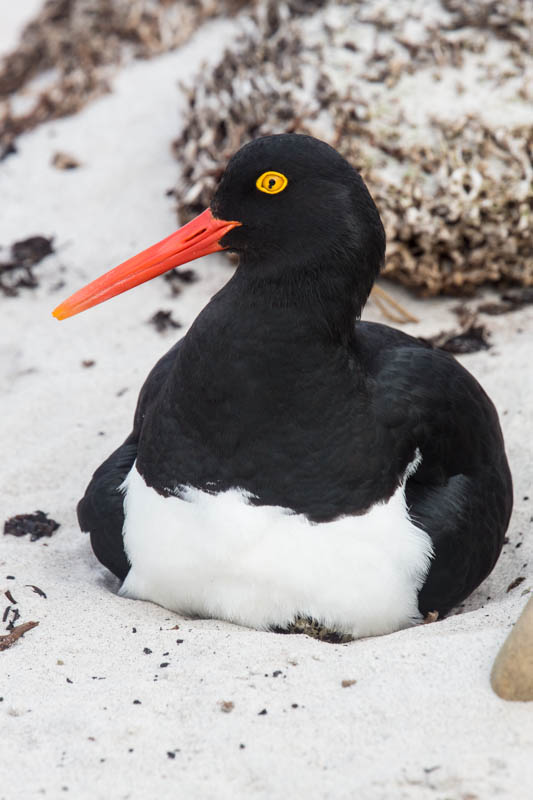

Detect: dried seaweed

[442,0,531,45]
[506,576,526,592]
[148,309,182,332]
[0,236,54,296]
[4,511,60,541]
[273,615,354,643]
[5,607,21,632]
[26,585,48,599]
[163,267,199,296]
[478,287,533,315]
[173,0,533,295]
[0,0,249,158]
[375,120,533,295]
[421,320,491,354]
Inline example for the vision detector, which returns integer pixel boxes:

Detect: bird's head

[53,134,385,321]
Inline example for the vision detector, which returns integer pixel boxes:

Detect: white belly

[119,459,433,639]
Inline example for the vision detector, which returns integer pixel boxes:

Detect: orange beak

[52,208,241,320]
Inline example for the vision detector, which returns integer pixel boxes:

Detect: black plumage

[77,134,512,620]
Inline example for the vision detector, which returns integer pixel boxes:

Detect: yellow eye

[256,171,288,195]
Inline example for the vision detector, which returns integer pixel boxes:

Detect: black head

[211,134,385,314]
[53,134,384,325]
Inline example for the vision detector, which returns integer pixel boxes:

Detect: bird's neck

[223,258,367,346]
[171,265,365,412]
[160,266,366,454]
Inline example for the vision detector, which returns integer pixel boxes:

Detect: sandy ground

[1,6,533,800]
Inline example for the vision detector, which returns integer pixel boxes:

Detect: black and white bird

[54,134,513,639]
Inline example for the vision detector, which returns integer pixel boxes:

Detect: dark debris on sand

[4,607,20,632]
[26,585,48,599]
[164,268,199,296]
[273,616,354,644]
[421,321,491,354]
[0,236,54,296]
[148,310,183,334]
[477,288,533,316]
[506,576,526,593]
[4,511,60,542]
[51,151,81,170]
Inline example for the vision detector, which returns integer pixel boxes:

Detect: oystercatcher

[53,134,512,639]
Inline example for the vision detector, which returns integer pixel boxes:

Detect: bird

[53,133,513,640]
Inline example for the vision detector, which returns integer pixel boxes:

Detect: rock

[491,596,533,701]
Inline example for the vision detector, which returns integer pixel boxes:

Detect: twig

[0,621,39,651]
[371,284,419,323]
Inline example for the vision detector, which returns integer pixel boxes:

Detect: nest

[0,0,248,160]
[173,0,533,295]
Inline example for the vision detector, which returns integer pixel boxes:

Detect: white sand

[1,7,533,799]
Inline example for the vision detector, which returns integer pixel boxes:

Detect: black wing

[78,436,137,579]
[359,322,513,616]
[77,340,183,579]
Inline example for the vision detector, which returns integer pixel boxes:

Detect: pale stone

[491,596,533,701]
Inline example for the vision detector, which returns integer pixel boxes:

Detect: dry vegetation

[0,0,247,160]
[174,0,533,295]
[1,0,531,295]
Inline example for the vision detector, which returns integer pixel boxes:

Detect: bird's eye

[256,171,288,195]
